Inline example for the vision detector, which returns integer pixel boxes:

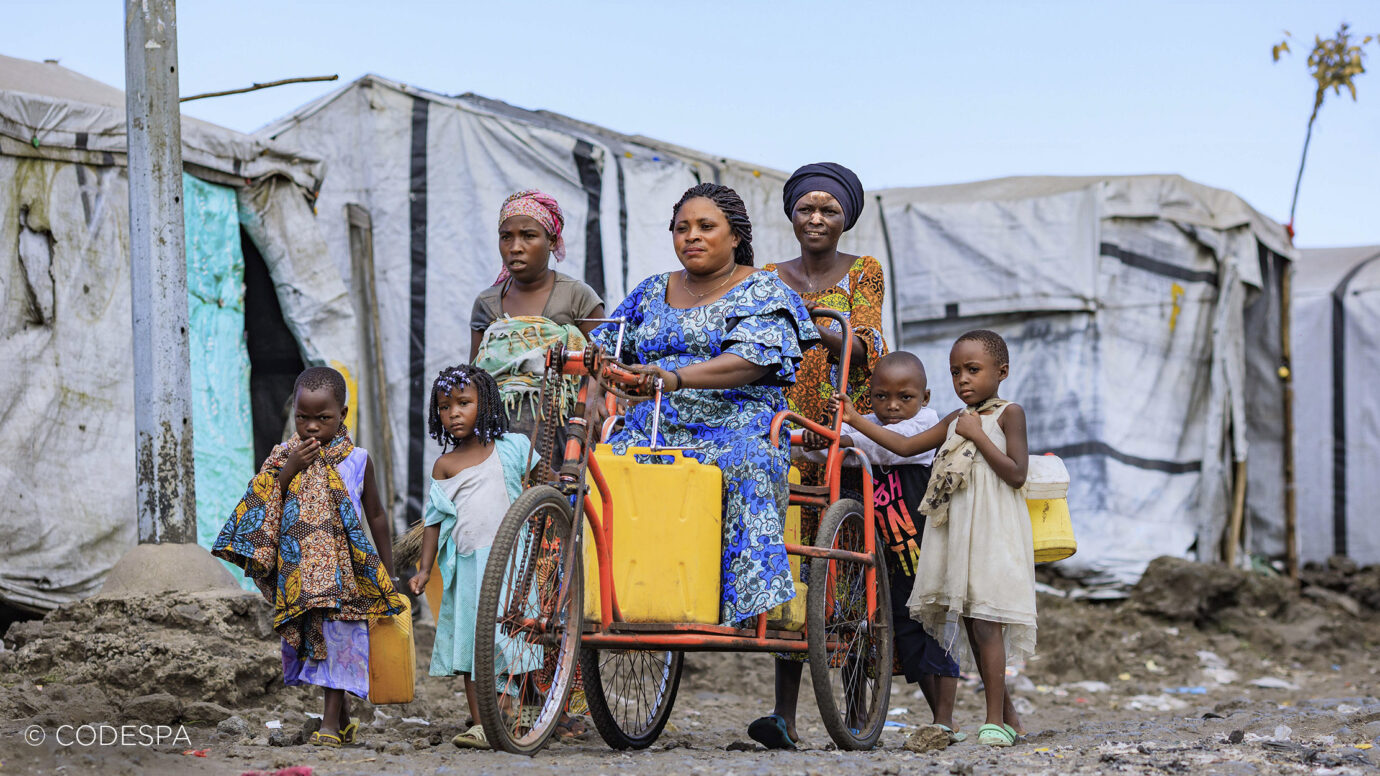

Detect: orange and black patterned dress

[764,254,888,534]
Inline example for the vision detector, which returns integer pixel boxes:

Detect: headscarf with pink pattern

[495,189,566,285]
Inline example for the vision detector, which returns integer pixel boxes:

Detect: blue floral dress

[592,272,819,624]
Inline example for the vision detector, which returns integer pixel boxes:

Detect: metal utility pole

[126,0,195,544]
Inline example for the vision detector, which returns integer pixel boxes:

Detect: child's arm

[408,525,441,596]
[955,404,1029,488]
[361,457,394,576]
[831,395,954,458]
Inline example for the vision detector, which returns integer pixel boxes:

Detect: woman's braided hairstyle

[668,182,754,266]
[427,364,507,450]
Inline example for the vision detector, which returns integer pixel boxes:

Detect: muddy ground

[2,556,1378,775]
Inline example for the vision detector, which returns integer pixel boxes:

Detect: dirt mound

[1302,555,1380,612]
[1131,556,1295,623]
[0,589,282,724]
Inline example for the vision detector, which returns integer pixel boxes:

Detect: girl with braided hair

[408,364,542,749]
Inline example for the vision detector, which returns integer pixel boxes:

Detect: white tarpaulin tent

[258,76,890,532]
[872,175,1295,586]
[0,55,354,610]
[1293,245,1380,565]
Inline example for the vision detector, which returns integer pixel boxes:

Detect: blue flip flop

[747,714,798,750]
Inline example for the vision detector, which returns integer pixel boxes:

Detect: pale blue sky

[6,0,1377,246]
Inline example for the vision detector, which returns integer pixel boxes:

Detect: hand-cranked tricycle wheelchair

[471,309,891,755]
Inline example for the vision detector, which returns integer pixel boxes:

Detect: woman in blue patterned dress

[590,183,819,625]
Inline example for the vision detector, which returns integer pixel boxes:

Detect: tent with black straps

[1292,245,1380,565]
[256,75,891,533]
[870,175,1295,587]
[0,55,355,610]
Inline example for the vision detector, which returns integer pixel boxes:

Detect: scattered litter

[1118,673,1133,681]
[1065,680,1110,694]
[264,720,282,729]
[1164,686,1207,695]
[1272,724,1293,741]
[305,713,322,719]
[1145,659,1165,674]
[1197,650,1228,669]
[182,749,209,757]
[400,717,430,726]
[1034,746,1051,753]
[1012,697,1035,715]
[1010,674,1036,693]
[1358,743,1374,750]
[1336,704,1360,714]
[883,720,908,728]
[1126,694,1189,712]
[1202,667,1239,685]
[1164,627,1179,636]
[887,707,908,716]
[1035,582,1068,597]
[1249,677,1299,690]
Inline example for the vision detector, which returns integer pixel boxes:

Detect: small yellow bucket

[368,596,416,705]
[1026,455,1076,564]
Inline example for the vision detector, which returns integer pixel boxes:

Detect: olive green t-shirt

[469,271,604,332]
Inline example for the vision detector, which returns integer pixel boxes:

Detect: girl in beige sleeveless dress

[833,329,1035,747]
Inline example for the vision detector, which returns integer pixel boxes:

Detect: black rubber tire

[581,648,684,750]
[806,498,893,751]
[474,485,583,756]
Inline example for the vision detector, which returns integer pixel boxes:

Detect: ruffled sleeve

[590,275,653,363]
[720,272,821,385]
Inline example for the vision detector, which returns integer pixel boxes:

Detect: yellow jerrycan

[584,445,724,624]
[1025,454,1076,563]
[368,595,416,704]
[766,467,806,631]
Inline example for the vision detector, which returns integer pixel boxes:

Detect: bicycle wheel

[475,485,584,755]
[581,648,683,749]
[806,498,892,750]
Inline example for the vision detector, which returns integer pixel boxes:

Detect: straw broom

[392,523,428,574]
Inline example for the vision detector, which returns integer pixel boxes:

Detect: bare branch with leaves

[1273,23,1376,234]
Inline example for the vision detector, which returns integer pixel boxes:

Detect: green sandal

[977,723,1015,747]
[452,724,490,750]
[936,723,968,743]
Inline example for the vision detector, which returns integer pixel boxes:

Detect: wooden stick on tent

[1280,264,1299,582]
[180,75,338,102]
[1225,459,1248,567]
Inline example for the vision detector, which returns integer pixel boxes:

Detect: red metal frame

[535,307,879,653]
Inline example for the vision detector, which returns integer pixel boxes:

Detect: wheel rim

[818,508,887,740]
[590,650,678,738]
[489,496,580,749]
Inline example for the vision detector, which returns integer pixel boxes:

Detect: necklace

[800,256,839,293]
[682,266,738,300]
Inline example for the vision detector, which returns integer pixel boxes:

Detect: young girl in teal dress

[409,364,541,749]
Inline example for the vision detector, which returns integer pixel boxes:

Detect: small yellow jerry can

[767,467,806,631]
[584,445,724,624]
[1026,454,1076,563]
[368,596,416,705]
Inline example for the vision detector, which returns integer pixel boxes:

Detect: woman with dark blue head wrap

[754,162,891,750]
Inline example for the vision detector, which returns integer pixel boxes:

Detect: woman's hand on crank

[955,411,984,441]
[624,363,682,392]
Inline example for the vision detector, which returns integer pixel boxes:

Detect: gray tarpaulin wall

[1293,246,1380,565]
[872,176,1295,586]
[0,55,354,610]
[259,76,892,534]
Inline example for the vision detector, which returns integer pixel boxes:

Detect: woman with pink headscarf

[469,190,606,441]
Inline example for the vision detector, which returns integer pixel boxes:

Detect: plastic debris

[1118,673,1133,681]
[1164,686,1208,695]
[887,707,908,716]
[400,717,430,726]
[1065,680,1110,694]
[182,749,209,757]
[1272,724,1292,741]
[264,720,282,729]
[1250,677,1300,690]
[1126,694,1190,712]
